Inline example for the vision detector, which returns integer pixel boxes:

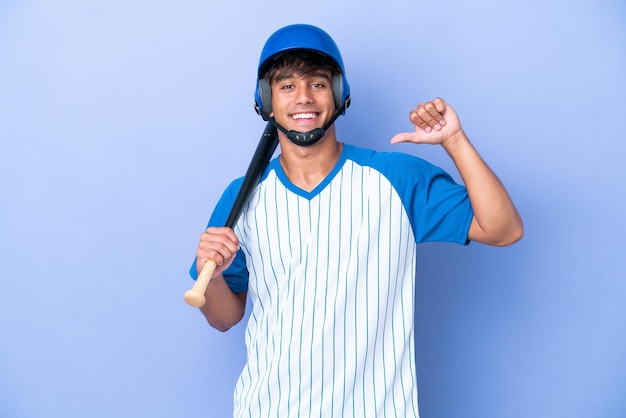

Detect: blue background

[1,1,624,417]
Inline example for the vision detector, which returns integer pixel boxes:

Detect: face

[269,69,336,133]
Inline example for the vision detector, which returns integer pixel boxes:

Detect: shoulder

[342,143,443,183]
[209,156,280,226]
[221,156,280,199]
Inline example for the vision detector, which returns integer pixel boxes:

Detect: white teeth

[292,113,317,120]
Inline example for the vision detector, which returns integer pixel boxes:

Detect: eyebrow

[274,71,332,83]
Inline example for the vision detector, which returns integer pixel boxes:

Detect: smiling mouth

[291,112,319,120]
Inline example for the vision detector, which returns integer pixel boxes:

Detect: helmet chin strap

[268,102,347,147]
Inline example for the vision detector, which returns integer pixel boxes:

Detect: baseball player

[190,24,523,418]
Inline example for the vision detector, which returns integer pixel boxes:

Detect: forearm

[198,272,246,332]
[442,130,523,246]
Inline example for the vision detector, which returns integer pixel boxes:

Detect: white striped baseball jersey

[192,143,473,417]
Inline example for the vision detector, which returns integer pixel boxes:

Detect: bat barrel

[225,122,278,228]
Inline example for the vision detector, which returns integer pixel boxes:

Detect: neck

[278,126,342,192]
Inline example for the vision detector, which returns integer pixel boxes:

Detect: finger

[205,226,237,238]
[432,98,447,127]
[433,97,447,113]
[202,227,239,249]
[390,132,416,144]
[410,107,438,133]
[197,246,225,266]
[421,102,445,130]
[409,108,434,133]
[206,237,239,258]
[198,231,239,265]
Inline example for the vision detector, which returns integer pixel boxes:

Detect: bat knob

[184,290,206,308]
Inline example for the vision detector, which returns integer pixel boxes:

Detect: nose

[294,83,313,105]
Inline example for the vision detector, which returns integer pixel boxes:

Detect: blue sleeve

[188,177,250,294]
[368,150,474,245]
[410,162,474,245]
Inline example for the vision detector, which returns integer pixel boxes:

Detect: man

[190,24,522,418]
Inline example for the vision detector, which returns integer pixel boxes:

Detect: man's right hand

[196,227,240,279]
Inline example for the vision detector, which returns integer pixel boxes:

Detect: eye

[311,82,326,89]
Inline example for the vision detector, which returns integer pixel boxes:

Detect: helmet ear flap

[332,74,342,110]
[332,74,350,113]
[256,78,272,119]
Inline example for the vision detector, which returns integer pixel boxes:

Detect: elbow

[209,321,234,333]
[508,214,525,245]
[202,310,244,333]
[494,218,524,247]
[206,315,241,332]
[469,214,524,246]
[511,222,524,245]
[497,229,523,246]
[198,291,246,332]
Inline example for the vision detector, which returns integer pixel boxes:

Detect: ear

[257,79,273,115]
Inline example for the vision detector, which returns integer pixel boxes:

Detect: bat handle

[183,260,217,308]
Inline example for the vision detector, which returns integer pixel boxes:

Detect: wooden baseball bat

[184,122,278,307]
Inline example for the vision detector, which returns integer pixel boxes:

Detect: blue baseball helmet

[254,24,351,119]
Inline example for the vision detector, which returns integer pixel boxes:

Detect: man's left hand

[390,97,464,146]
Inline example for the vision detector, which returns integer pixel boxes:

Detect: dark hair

[261,49,341,84]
